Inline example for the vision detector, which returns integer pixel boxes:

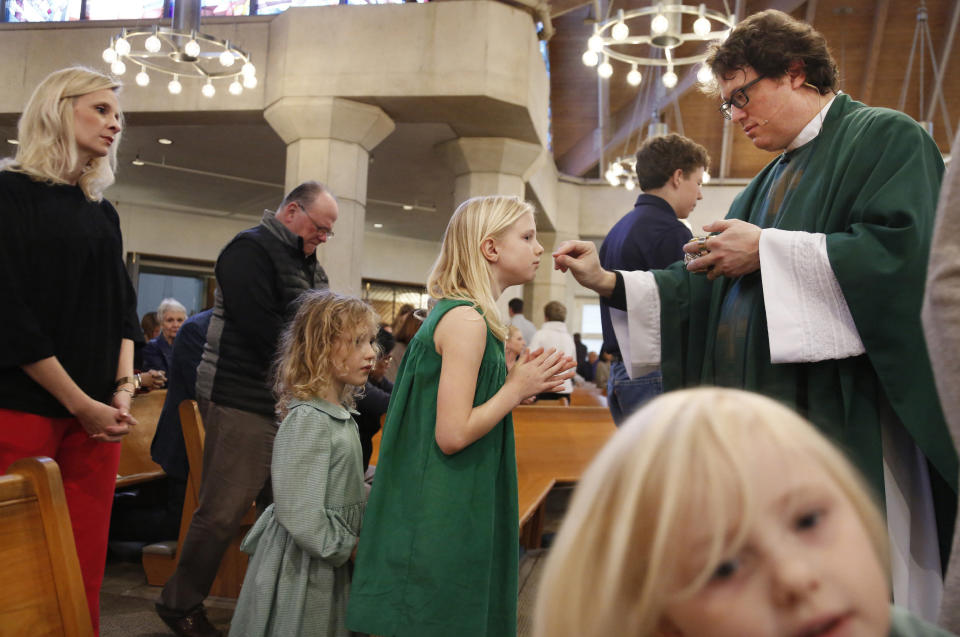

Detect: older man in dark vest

[156,181,337,637]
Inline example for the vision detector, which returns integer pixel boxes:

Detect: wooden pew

[116,389,167,488]
[513,405,616,547]
[141,400,256,598]
[0,457,93,636]
[569,386,608,408]
[369,405,617,549]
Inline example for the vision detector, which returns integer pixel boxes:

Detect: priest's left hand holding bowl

[683,219,763,281]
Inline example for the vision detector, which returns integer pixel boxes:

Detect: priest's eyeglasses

[297,202,336,239]
[719,75,766,120]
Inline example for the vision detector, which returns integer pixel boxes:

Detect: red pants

[0,409,122,636]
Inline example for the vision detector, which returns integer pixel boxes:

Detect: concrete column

[529,198,580,331]
[264,96,395,295]
[438,137,542,205]
[438,137,542,319]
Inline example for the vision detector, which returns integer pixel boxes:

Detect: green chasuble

[653,94,958,549]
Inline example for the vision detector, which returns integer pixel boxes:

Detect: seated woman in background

[533,387,956,637]
[505,324,525,371]
[142,297,187,377]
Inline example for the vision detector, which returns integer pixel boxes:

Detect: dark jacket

[150,310,212,479]
[142,335,174,374]
[599,194,691,356]
[196,212,328,416]
[356,376,393,471]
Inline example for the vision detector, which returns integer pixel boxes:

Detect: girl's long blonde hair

[273,290,379,415]
[532,387,889,637]
[426,195,535,341]
[1,66,122,202]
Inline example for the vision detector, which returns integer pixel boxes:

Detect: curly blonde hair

[426,195,535,341]
[1,66,122,202]
[273,290,379,415]
[533,388,888,637]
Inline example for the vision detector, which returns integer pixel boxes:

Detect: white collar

[786,92,838,152]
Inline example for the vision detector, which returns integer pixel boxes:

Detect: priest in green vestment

[554,9,957,621]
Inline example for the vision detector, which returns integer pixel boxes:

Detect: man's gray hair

[277,181,330,213]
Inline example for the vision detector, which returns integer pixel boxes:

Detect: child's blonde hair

[1,66,122,202]
[532,387,889,637]
[426,195,536,341]
[273,290,379,414]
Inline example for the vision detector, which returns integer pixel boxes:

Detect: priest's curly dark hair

[704,9,838,96]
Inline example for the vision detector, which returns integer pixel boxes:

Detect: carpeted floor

[100,486,573,637]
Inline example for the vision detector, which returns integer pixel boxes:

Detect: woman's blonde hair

[532,387,889,637]
[426,195,535,341]
[1,66,122,202]
[273,290,379,414]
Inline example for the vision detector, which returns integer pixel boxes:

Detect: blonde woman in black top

[0,66,141,635]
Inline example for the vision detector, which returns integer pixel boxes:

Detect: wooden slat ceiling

[547,0,960,179]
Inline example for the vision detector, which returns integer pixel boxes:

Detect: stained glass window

[4,0,81,22]
[85,0,165,20]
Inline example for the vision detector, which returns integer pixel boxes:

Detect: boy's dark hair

[634,134,710,191]
[705,9,838,96]
[508,298,524,313]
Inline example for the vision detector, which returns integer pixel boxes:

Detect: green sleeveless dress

[346,299,519,637]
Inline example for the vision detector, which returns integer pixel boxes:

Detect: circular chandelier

[582,3,736,89]
[604,155,638,189]
[101,0,256,98]
[604,154,712,188]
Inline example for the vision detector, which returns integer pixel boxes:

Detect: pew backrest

[0,457,93,636]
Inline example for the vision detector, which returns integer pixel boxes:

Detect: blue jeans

[607,361,663,426]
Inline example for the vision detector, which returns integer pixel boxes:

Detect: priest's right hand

[553,240,617,297]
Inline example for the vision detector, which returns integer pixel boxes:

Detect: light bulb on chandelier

[598,57,614,79]
[651,13,669,35]
[111,59,126,76]
[662,66,678,89]
[612,11,629,41]
[588,33,604,53]
[627,64,642,86]
[697,64,713,84]
[144,33,162,53]
[168,75,182,95]
[184,39,201,58]
[136,66,150,87]
[114,37,131,56]
[582,50,599,67]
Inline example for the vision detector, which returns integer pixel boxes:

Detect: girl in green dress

[229,291,378,637]
[347,195,576,637]
[533,388,957,637]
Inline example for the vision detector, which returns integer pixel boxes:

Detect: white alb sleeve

[611,270,661,379]
[759,228,865,363]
